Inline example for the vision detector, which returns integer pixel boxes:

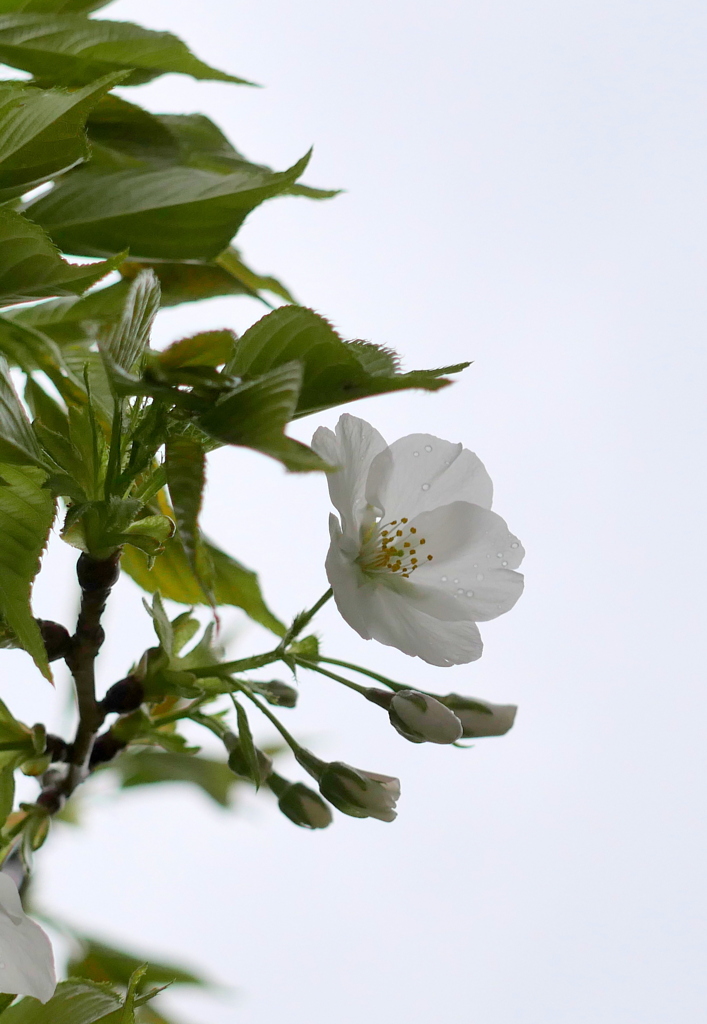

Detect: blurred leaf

[120,248,294,308]
[232,699,262,789]
[0,463,56,680]
[0,1,112,11]
[113,750,240,807]
[0,207,123,306]
[0,72,125,201]
[0,979,122,1023]
[121,533,285,637]
[197,360,328,471]
[228,305,470,418]
[68,937,206,991]
[157,331,235,370]
[165,436,204,576]
[0,14,252,88]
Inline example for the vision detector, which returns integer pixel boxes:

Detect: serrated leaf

[3,280,130,347]
[0,315,85,409]
[100,271,158,375]
[0,463,55,679]
[0,72,125,201]
[120,248,294,308]
[228,305,470,418]
[113,751,240,807]
[122,532,285,636]
[197,360,329,471]
[26,153,313,261]
[68,936,206,992]
[165,436,204,575]
[0,207,122,306]
[0,14,252,88]
[0,980,122,1024]
[0,766,15,828]
[0,362,47,468]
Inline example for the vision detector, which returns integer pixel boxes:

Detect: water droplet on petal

[424,444,432,452]
[476,573,484,581]
[421,483,430,491]
[502,560,508,566]
[413,451,420,457]
[453,578,459,584]
[496,552,503,558]
[457,588,465,594]
[511,542,519,549]
[466,590,474,597]
[441,575,448,582]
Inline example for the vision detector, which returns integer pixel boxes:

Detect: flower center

[358,516,434,580]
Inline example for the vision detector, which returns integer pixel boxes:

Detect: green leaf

[113,751,240,807]
[0,2,112,13]
[232,698,262,790]
[119,965,145,1024]
[197,360,329,471]
[0,766,15,828]
[0,463,55,679]
[0,980,122,1024]
[121,533,285,637]
[0,14,252,88]
[228,305,470,418]
[0,207,123,306]
[68,937,205,991]
[120,247,295,308]
[3,280,130,346]
[26,152,313,261]
[157,331,235,370]
[164,436,204,575]
[0,72,125,201]
[0,994,15,1013]
[0,363,47,468]
[100,271,159,376]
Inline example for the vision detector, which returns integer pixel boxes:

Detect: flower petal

[413,504,525,621]
[325,515,374,640]
[366,433,493,522]
[0,874,56,1003]
[364,586,484,665]
[312,415,388,539]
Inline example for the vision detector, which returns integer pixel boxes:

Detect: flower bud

[227,738,273,784]
[100,675,145,715]
[76,552,121,592]
[250,680,298,708]
[440,694,517,738]
[36,620,72,662]
[318,761,400,822]
[388,689,463,744]
[269,775,332,829]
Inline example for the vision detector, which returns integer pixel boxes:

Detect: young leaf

[165,435,205,574]
[232,698,263,790]
[197,361,329,471]
[0,362,48,469]
[99,271,159,376]
[0,464,56,680]
[26,153,313,261]
[2,280,130,346]
[157,331,235,370]
[113,751,240,807]
[0,72,125,201]
[0,979,122,1024]
[0,14,253,88]
[0,208,123,306]
[121,534,285,637]
[228,305,470,418]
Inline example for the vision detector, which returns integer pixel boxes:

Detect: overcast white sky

[3,1,707,1021]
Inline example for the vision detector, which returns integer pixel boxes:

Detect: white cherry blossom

[0,873,56,1003]
[312,414,524,666]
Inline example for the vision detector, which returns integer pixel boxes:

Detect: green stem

[191,649,281,679]
[281,588,333,647]
[295,658,370,696]
[318,656,408,692]
[229,687,302,756]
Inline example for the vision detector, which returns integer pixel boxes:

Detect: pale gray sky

[4,1,707,1021]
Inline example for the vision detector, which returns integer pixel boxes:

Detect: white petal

[413,504,525,621]
[312,415,388,538]
[454,700,517,738]
[0,875,56,1003]
[366,433,493,522]
[363,586,484,665]
[324,515,374,639]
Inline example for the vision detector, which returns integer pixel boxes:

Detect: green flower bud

[441,694,517,738]
[227,738,273,784]
[271,778,332,829]
[318,761,400,822]
[389,689,463,744]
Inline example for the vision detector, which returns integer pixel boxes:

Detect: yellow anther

[411,558,418,564]
[427,554,433,561]
[401,518,408,524]
[403,542,410,548]
[410,527,417,534]
[419,538,426,545]
[396,530,403,537]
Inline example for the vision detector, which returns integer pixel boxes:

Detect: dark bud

[100,675,144,715]
[274,779,333,830]
[36,788,64,816]
[251,680,299,708]
[89,730,126,768]
[363,687,394,710]
[76,552,121,592]
[44,734,70,763]
[227,740,273,783]
[37,620,72,662]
